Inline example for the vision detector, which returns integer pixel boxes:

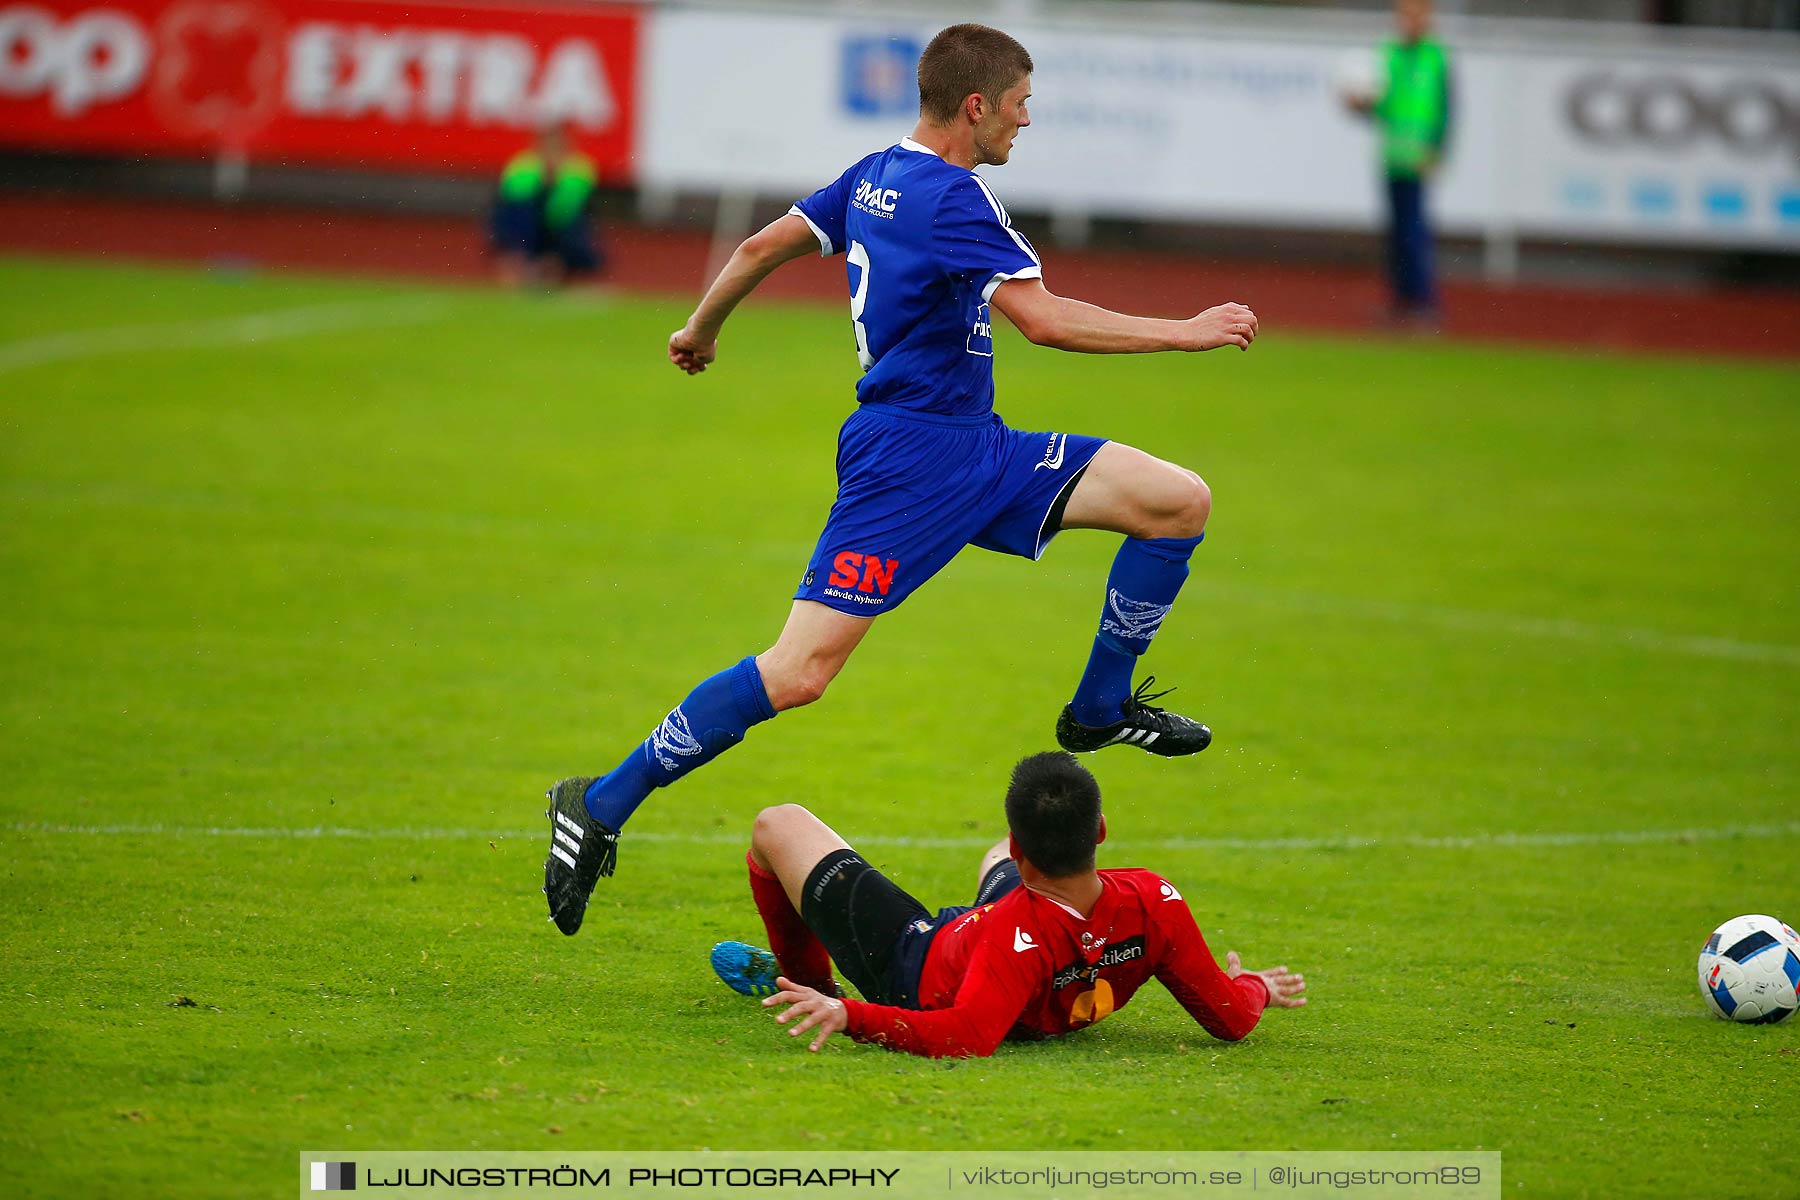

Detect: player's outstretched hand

[1185,302,1258,352]
[668,325,717,375]
[1226,950,1307,1008]
[762,975,848,1052]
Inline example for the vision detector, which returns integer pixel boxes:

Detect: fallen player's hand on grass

[763,976,848,1051]
[668,326,717,375]
[1226,950,1307,1008]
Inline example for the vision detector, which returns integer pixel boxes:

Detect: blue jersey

[790,138,1043,418]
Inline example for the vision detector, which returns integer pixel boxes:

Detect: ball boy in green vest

[1345,0,1452,320]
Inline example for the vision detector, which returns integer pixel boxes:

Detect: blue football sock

[1069,533,1202,726]
[583,655,775,831]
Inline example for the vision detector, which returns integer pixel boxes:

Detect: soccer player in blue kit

[544,24,1259,935]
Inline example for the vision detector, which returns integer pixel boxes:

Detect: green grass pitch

[1,256,1796,1197]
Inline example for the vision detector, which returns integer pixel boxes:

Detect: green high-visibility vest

[1376,38,1449,177]
[499,151,547,203]
[543,153,596,231]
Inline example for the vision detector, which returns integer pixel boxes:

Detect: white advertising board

[1500,52,1800,246]
[640,6,1800,251]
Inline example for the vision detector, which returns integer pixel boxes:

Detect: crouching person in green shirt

[491,123,606,288]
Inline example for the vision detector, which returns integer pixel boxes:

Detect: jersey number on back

[847,239,873,371]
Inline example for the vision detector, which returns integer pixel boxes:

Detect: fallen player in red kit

[711,751,1306,1057]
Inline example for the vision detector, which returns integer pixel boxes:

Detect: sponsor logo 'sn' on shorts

[795,404,1107,617]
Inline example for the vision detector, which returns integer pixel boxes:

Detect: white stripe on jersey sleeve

[981,264,1045,303]
[967,175,1041,266]
[788,205,835,257]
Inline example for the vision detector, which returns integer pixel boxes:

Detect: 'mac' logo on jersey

[827,551,900,595]
[967,301,994,358]
[853,180,901,215]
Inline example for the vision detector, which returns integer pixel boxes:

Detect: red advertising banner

[0,0,639,176]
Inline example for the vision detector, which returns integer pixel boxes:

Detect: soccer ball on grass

[1697,914,1800,1024]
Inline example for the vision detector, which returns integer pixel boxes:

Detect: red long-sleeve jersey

[841,868,1271,1058]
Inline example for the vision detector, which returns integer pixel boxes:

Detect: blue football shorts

[794,404,1108,618]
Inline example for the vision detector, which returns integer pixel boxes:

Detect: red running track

[3,191,1797,361]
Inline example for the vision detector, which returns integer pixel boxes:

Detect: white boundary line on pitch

[0,296,450,374]
[11,821,1799,852]
[1217,585,1800,670]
